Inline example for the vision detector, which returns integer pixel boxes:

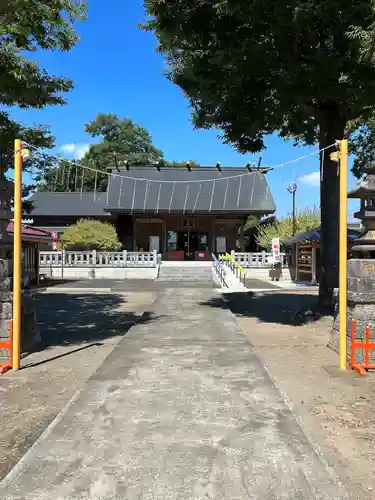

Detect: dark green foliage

[0,1,87,108]
[0,111,55,212]
[0,0,87,210]
[143,0,375,309]
[348,116,375,178]
[80,114,164,191]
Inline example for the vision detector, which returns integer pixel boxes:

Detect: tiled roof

[7,222,53,241]
[105,167,276,214]
[29,167,276,216]
[29,192,108,217]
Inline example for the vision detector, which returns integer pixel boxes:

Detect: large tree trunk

[318,109,346,312]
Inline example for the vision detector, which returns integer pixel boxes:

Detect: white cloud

[60,143,90,159]
[299,171,320,187]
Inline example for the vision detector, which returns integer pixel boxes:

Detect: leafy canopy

[84,114,164,167]
[349,115,375,178]
[0,0,87,109]
[143,0,375,149]
[60,219,121,251]
[143,0,375,307]
[257,207,321,250]
[0,0,87,209]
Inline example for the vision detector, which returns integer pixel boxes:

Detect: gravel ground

[221,290,375,500]
[0,290,156,481]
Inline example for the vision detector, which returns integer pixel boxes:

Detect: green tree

[81,114,164,191]
[166,160,200,167]
[0,0,87,208]
[38,114,201,192]
[60,219,121,251]
[348,116,375,178]
[257,208,321,250]
[37,159,82,193]
[143,0,375,310]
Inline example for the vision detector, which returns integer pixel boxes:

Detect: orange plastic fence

[0,319,13,374]
[351,319,375,376]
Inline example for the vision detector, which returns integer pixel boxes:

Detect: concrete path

[0,289,348,499]
[40,278,278,292]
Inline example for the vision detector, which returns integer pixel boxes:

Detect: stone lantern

[331,163,375,363]
[348,163,375,256]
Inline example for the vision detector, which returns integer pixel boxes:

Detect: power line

[21,140,338,186]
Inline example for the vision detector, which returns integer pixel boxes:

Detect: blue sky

[11,0,359,219]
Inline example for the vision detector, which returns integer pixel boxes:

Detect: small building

[29,166,276,260]
[7,223,53,285]
[289,224,362,283]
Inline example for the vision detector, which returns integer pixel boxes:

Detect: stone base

[331,259,375,364]
[0,288,40,361]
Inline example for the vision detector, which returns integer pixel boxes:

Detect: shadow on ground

[37,292,157,347]
[200,291,330,326]
[38,278,80,288]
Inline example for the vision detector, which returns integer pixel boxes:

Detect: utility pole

[286,182,298,235]
[330,140,348,370]
[339,139,348,370]
[13,139,22,370]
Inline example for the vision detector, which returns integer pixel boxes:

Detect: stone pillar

[331,163,375,363]
[331,259,375,363]
[0,167,40,362]
[0,171,14,361]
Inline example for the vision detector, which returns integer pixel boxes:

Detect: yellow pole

[12,139,22,370]
[339,139,348,370]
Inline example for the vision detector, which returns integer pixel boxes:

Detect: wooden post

[211,219,216,254]
[240,221,245,252]
[133,219,137,251]
[61,246,65,279]
[311,243,317,285]
[163,219,167,256]
[296,243,299,281]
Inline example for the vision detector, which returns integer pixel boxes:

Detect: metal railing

[220,253,247,287]
[211,253,228,288]
[39,250,158,268]
[231,251,287,268]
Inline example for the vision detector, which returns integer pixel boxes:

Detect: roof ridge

[33,191,101,195]
[108,165,266,171]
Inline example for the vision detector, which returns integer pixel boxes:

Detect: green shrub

[60,219,121,251]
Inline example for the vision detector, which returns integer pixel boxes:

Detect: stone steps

[157,265,213,282]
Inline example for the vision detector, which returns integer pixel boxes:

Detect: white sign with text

[272,237,281,264]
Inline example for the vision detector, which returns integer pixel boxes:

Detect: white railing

[231,251,287,268]
[39,250,158,268]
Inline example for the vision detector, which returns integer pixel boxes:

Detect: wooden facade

[36,214,246,261]
[131,214,245,260]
